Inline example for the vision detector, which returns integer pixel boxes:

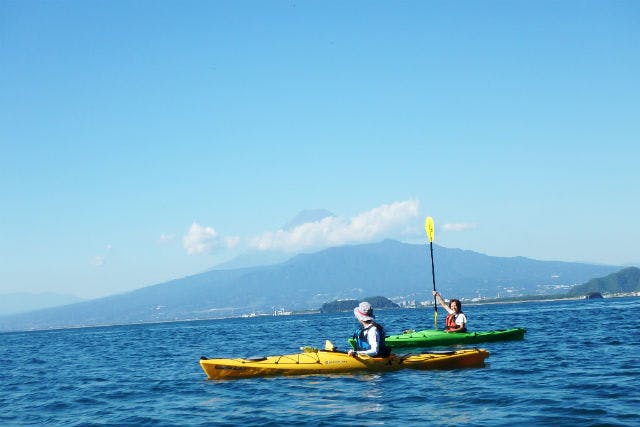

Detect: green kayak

[349,327,526,349]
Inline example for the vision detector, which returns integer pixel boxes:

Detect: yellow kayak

[199,344,489,380]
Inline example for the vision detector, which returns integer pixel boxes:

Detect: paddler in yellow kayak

[348,301,390,357]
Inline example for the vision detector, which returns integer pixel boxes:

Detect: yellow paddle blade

[434,310,438,330]
[324,340,336,351]
[425,216,435,243]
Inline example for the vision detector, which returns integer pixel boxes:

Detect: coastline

[3,293,639,334]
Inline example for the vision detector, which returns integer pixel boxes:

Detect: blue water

[2,297,639,426]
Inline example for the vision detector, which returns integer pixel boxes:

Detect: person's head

[449,299,462,313]
[353,301,374,324]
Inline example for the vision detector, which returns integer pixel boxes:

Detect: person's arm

[446,323,465,333]
[361,327,380,356]
[433,291,453,313]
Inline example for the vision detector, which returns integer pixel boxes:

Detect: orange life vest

[445,313,466,332]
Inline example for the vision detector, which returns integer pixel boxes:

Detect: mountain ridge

[0,292,84,316]
[567,267,640,296]
[0,239,623,332]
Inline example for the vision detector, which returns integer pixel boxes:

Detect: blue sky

[1,1,639,299]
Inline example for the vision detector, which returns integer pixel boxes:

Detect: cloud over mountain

[249,199,419,252]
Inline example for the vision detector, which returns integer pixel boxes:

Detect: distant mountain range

[0,292,84,316]
[0,239,625,332]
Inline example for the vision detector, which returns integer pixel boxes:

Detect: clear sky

[2,1,639,299]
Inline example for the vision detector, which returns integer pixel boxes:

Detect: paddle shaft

[429,241,437,313]
[425,216,437,329]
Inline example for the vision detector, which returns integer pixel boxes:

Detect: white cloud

[182,223,239,255]
[91,255,105,267]
[183,223,218,255]
[90,245,112,267]
[158,233,175,243]
[249,199,420,252]
[224,236,241,248]
[443,222,477,232]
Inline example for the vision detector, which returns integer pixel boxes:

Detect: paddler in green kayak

[348,301,390,357]
[433,291,468,333]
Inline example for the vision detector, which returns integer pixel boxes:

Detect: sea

[1,297,639,427]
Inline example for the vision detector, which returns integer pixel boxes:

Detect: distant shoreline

[3,294,639,334]
[463,296,583,306]
[305,293,640,314]
[463,292,639,306]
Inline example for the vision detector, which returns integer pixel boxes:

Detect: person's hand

[347,350,355,357]
[432,291,439,297]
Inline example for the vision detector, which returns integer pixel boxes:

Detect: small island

[320,296,399,313]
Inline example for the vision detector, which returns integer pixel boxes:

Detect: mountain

[282,209,335,230]
[212,250,292,270]
[0,292,84,316]
[567,267,640,297]
[0,240,622,332]
[212,209,336,269]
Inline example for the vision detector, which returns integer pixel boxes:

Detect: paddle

[425,216,437,329]
[324,340,336,351]
[300,340,339,353]
[323,340,348,354]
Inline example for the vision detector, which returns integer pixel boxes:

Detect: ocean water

[1,297,639,426]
